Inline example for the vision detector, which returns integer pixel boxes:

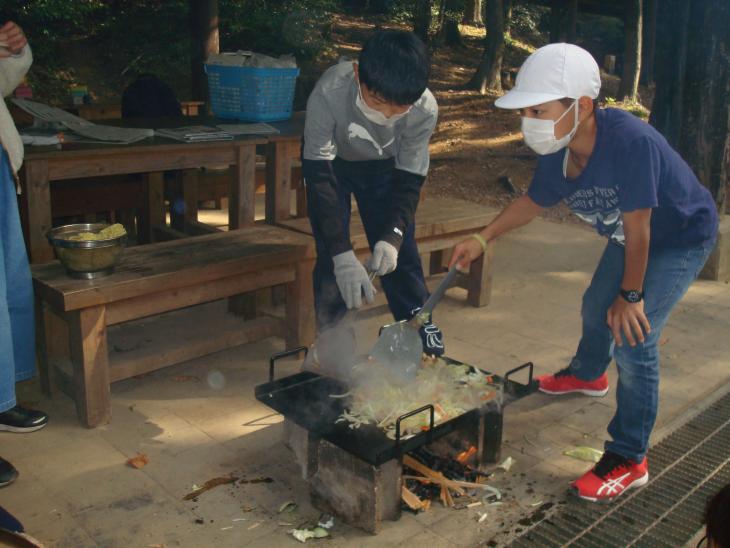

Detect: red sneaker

[571,451,649,502]
[537,367,609,396]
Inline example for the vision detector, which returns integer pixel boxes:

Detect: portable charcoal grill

[255,347,538,533]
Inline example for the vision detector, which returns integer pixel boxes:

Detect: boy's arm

[301,89,352,256]
[380,108,438,250]
[0,44,32,98]
[448,195,543,269]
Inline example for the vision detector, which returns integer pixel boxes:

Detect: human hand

[607,296,651,347]
[368,240,398,276]
[0,22,28,58]
[333,250,376,309]
[449,236,485,271]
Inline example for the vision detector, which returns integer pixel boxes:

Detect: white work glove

[368,240,399,276]
[332,250,376,309]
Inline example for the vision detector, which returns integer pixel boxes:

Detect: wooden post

[265,140,293,223]
[20,159,53,263]
[182,169,199,228]
[286,258,315,349]
[141,172,165,243]
[229,144,256,229]
[35,299,67,396]
[68,305,111,428]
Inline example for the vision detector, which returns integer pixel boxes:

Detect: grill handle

[395,404,435,446]
[269,346,309,383]
[504,362,534,389]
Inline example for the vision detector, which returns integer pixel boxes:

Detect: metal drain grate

[510,391,730,547]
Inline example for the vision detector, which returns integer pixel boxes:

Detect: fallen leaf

[563,446,603,463]
[278,501,297,513]
[126,453,149,469]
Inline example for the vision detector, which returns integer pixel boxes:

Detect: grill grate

[509,391,730,547]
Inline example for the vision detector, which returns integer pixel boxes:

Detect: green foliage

[604,96,649,120]
[220,0,336,59]
[510,1,548,42]
[1,0,338,103]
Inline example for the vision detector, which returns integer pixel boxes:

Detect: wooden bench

[278,197,498,307]
[32,226,316,428]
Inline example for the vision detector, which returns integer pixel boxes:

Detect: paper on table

[63,120,154,144]
[216,123,279,136]
[21,134,62,146]
[12,99,154,144]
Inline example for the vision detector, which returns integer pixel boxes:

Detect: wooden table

[20,126,266,263]
[20,114,305,264]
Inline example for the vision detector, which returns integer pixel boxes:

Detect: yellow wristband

[470,233,488,253]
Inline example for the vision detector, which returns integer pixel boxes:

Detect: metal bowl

[46,223,128,279]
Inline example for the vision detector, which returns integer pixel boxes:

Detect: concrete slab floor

[5,218,730,547]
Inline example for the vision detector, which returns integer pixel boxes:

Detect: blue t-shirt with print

[527,108,718,248]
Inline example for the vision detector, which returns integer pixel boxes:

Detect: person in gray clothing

[302,30,444,356]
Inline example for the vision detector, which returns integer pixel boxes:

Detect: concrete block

[309,439,402,534]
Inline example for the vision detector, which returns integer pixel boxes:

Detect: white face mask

[521,100,579,155]
[355,84,411,127]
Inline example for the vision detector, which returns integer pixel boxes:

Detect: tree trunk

[566,0,578,43]
[189,0,219,104]
[549,0,565,43]
[640,0,657,85]
[651,0,729,212]
[413,0,433,42]
[618,0,642,102]
[468,0,504,94]
[463,0,483,25]
[649,0,690,144]
[677,0,730,212]
[503,0,512,37]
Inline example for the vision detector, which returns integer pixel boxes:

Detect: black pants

[307,158,429,329]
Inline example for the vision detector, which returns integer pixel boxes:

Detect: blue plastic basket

[205,64,300,122]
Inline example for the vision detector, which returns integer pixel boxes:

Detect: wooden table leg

[227,144,258,317]
[467,241,494,308]
[229,144,256,229]
[20,160,54,263]
[68,305,111,428]
[265,140,292,224]
[286,258,315,349]
[141,172,165,244]
[182,169,199,227]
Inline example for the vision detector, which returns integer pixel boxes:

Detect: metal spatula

[370,265,460,381]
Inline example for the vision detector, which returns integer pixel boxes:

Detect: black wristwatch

[619,288,644,303]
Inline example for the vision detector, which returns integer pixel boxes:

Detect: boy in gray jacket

[302,30,444,355]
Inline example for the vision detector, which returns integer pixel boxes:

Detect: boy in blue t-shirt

[451,44,718,503]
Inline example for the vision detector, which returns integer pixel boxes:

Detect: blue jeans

[569,238,716,462]
[0,150,35,412]
[307,158,429,329]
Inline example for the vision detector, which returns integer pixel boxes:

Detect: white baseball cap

[494,43,601,109]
